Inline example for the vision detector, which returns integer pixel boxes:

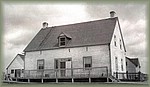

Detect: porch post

[56,69,58,83]
[71,68,74,83]
[88,68,91,83]
[28,70,30,83]
[138,71,141,81]
[41,70,44,83]
[41,79,43,83]
[106,67,109,82]
[28,78,30,83]
[71,60,74,83]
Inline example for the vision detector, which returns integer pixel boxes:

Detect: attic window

[59,37,66,46]
[114,35,117,47]
[58,32,72,47]
[120,39,122,50]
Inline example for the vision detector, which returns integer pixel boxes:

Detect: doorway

[60,62,66,77]
[15,69,21,78]
[54,58,72,77]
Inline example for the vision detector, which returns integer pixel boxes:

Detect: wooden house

[6,11,129,83]
[21,11,126,82]
[6,54,25,78]
[126,57,141,73]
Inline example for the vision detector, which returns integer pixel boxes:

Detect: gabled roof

[6,54,25,69]
[58,32,72,39]
[126,57,140,67]
[24,17,118,52]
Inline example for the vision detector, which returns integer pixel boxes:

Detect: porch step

[109,76,120,82]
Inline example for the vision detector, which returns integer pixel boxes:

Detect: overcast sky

[2,2,148,73]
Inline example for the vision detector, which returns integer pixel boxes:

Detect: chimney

[110,11,116,18]
[42,22,48,28]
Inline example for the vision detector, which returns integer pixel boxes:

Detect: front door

[15,69,21,78]
[54,58,72,77]
[60,62,66,77]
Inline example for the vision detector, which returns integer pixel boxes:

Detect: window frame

[37,59,44,70]
[114,35,117,47]
[54,59,58,69]
[11,69,14,74]
[59,36,66,47]
[83,56,92,70]
[22,69,24,73]
[115,57,118,72]
[120,39,122,50]
[121,59,123,71]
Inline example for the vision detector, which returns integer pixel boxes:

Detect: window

[11,69,14,74]
[114,35,117,47]
[120,39,122,50]
[83,56,92,69]
[59,37,66,46]
[22,69,24,73]
[54,59,58,69]
[37,59,44,69]
[121,59,123,71]
[115,57,118,72]
[58,32,72,47]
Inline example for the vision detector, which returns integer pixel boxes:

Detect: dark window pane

[11,70,14,74]
[55,59,58,69]
[85,64,91,68]
[22,69,24,73]
[120,39,122,49]
[39,66,44,69]
[121,65,123,71]
[37,60,44,70]
[60,42,65,46]
[114,35,117,47]
[60,38,65,41]
[83,56,92,69]
[59,37,66,46]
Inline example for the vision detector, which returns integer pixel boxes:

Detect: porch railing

[23,66,108,79]
[114,72,148,81]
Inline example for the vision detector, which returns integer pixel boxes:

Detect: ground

[1,82,149,87]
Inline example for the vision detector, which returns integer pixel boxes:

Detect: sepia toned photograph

[1,1,148,85]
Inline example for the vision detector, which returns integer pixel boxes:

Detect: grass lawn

[1,82,149,87]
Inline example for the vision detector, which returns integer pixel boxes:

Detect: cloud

[85,3,147,73]
[85,4,146,21]
[3,3,89,71]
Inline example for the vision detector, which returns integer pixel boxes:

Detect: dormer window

[58,32,72,47]
[59,37,66,46]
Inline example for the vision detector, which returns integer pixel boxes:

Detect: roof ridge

[46,17,118,29]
